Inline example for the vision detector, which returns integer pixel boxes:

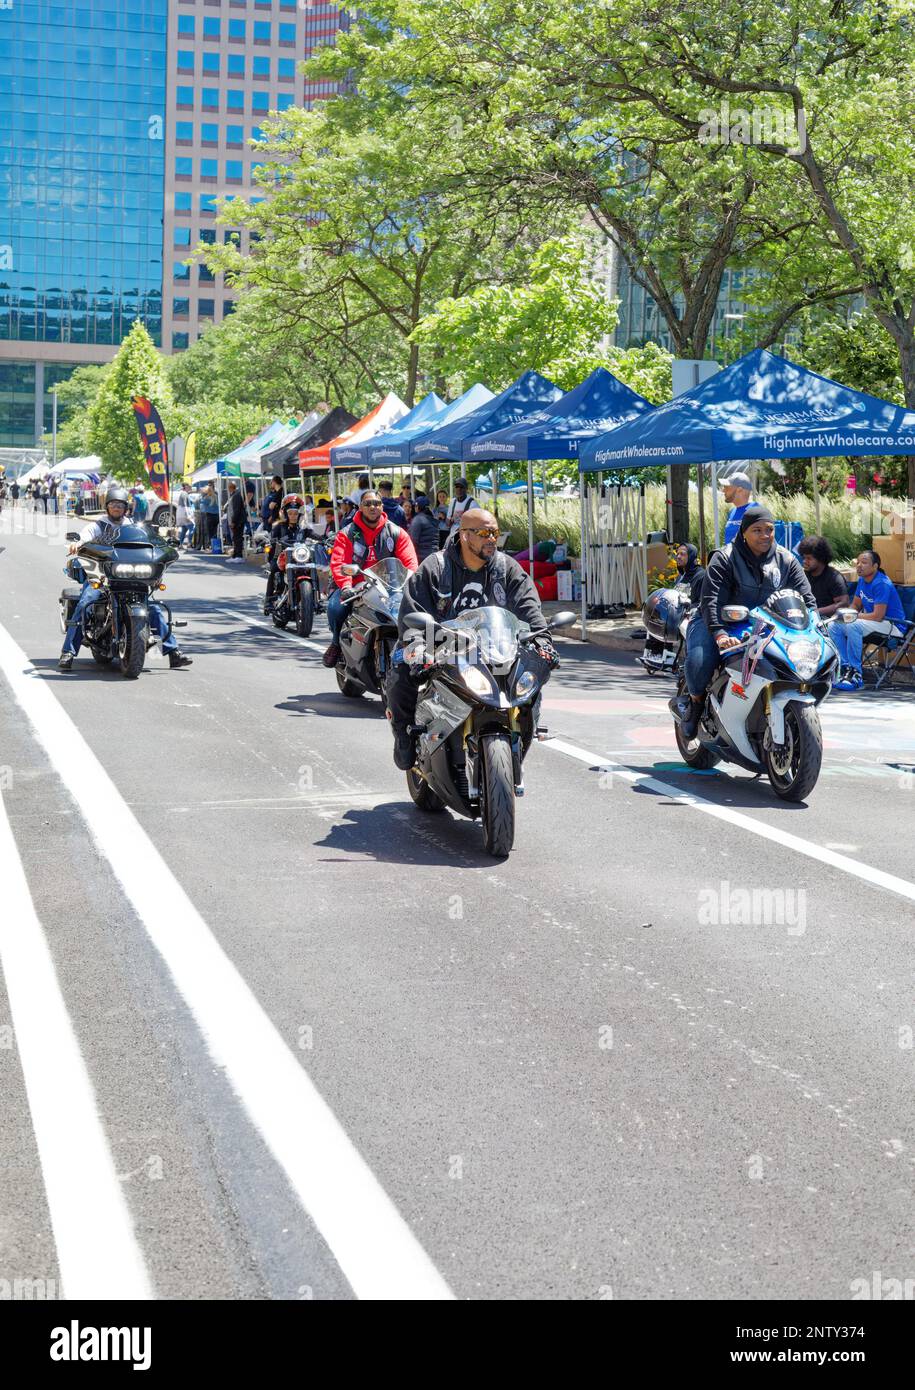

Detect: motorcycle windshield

[443,606,530,668]
[365,558,411,590]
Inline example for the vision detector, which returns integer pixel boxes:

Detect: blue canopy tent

[364,382,495,467]
[412,370,563,466]
[465,366,655,562]
[577,347,915,636]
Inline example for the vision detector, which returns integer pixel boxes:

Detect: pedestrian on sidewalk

[225,481,246,561]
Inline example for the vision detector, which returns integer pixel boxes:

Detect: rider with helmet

[264,493,305,614]
[57,485,192,673]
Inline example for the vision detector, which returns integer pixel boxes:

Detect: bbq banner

[131,395,170,502]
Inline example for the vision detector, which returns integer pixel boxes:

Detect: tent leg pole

[711,463,720,548]
[811,459,822,532]
[527,459,535,575]
[580,487,588,641]
[697,464,708,566]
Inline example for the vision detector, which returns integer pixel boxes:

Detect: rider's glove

[532,635,560,670]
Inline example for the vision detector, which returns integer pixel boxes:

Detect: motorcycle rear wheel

[480,733,515,857]
[674,722,721,769]
[335,667,363,698]
[406,767,444,813]
[272,605,290,629]
[90,644,112,666]
[765,702,822,802]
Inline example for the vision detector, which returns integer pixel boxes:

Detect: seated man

[58,486,192,672]
[672,506,815,739]
[387,507,558,769]
[322,489,418,668]
[797,535,848,619]
[828,549,906,691]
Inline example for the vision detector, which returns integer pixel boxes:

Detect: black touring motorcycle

[60,522,181,679]
[402,606,576,856]
[269,533,327,638]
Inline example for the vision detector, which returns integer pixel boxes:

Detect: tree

[199,88,575,407]
[41,364,112,459]
[87,321,173,481]
[165,400,277,469]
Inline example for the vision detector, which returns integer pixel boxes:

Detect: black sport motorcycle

[402,606,576,856]
[60,522,180,679]
[335,558,411,705]
[269,534,326,638]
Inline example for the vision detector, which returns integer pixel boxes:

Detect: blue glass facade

[0,0,167,357]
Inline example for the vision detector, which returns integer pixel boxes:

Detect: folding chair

[863,619,915,690]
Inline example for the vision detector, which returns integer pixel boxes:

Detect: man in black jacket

[225,481,246,561]
[387,508,554,769]
[673,506,816,739]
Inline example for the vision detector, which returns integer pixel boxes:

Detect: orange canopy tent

[298,392,408,469]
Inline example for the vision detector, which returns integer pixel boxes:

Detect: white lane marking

[0,620,453,1301]
[0,791,153,1300]
[222,608,326,656]
[545,737,915,907]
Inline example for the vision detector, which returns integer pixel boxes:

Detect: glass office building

[0,0,167,445]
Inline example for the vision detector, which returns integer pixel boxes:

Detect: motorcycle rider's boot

[57,652,74,673]
[322,643,341,669]
[392,727,417,771]
[670,692,701,739]
[169,650,193,669]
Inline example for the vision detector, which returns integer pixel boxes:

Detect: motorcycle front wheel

[406,766,444,813]
[296,584,315,638]
[480,733,515,857]
[764,701,822,802]
[118,612,146,680]
[335,667,363,698]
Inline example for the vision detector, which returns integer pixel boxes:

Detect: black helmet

[642,587,690,642]
[106,485,130,511]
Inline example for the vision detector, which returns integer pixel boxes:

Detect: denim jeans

[326,587,350,644]
[62,583,177,656]
[684,614,721,698]
[827,617,898,672]
[177,522,193,544]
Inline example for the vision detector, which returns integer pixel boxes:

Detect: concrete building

[0,0,351,446]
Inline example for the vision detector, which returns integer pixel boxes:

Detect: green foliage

[87,321,173,481]
[165,400,276,468]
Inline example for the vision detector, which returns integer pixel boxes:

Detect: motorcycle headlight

[462,665,493,698]
[112,562,136,576]
[786,639,822,680]
[513,668,539,702]
[292,545,311,562]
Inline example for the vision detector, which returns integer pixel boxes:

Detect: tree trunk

[405,340,419,408]
[669,466,690,543]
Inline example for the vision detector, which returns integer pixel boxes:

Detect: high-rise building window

[198,299,215,319]
[203,53,220,75]
[226,124,244,147]
[176,121,193,144]
[202,89,220,110]
[254,21,271,43]
[229,19,246,40]
[178,15,195,35]
[174,227,192,247]
[228,54,245,76]
[223,300,236,317]
[175,157,193,180]
[173,298,190,319]
[253,56,270,79]
[228,90,245,111]
[199,264,216,283]
[174,261,190,281]
[178,50,194,73]
[172,333,190,351]
[226,160,243,183]
[201,159,218,180]
[203,17,221,39]
[200,194,218,215]
[175,192,192,213]
[199,229,217,246]
[278,59,296,81]
[177,86,194,110]
[201,122,219,146]
[251,125,263,141]
[279,23,296,45]
[252,91,269,112]
[276,93,294,111]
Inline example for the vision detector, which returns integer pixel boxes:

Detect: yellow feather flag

[183,431,197,483]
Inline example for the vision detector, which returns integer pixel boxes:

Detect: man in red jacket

[322,489,418,667]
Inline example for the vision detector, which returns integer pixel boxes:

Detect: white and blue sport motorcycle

[670,588,847,801]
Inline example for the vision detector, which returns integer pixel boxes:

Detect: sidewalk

[541,600,643,652]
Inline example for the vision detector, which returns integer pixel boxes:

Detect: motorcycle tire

[335,667,363,699]
[118,612,146,680]
[674,721,721,769]
[765,701,822,802]
[272,606,290,629]
[480,733,515,857]
[406,766,444,813]
[296,585,315,638]
[90,644,112,666]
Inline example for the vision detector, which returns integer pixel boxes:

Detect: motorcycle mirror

[548,610,577,631]
[721,604,749,622]
[66,531,80,542]
[835,607,858,625]
[402,612,432,631]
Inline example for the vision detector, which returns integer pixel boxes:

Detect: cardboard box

[557,570,573,602]
[873,534,915,585]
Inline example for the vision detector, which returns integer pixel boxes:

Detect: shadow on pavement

[314,803,500,868]
[275,691,387,721]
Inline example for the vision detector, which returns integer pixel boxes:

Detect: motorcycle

[60,522,181,679]
[401,606,576,856]
[669,588,844,801]
[269,534,325,638]
[335,557,411,704]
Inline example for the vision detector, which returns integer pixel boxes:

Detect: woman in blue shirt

[829,549,906,690]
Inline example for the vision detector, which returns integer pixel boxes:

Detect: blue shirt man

[721,469,754,545]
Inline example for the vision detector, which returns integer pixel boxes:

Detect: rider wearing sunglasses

[322,489,418,668]
[386,507,559,769]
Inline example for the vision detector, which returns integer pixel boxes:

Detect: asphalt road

[1,507,914,1302]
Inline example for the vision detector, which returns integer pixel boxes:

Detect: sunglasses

[362,500,383,508]
[465,527,499,539]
